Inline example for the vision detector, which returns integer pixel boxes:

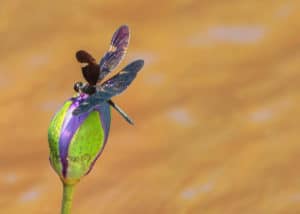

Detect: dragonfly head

[74,81,96,95]
[74,81,84,93]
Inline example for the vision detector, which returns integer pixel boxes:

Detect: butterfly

[72,25,144,125]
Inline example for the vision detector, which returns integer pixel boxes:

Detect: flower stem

[61,182,76,214]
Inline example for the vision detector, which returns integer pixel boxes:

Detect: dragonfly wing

[72,100,95,116]
[72,96,104,115]
[81,64,100,86]
[72,89,114,116]
[98,25,130,80]
[76,50,96,63]
[76,50,100,85]
[97,59,144,98]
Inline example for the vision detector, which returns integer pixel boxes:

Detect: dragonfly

[72,25,144,125]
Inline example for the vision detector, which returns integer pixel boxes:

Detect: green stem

[61,183,76,214]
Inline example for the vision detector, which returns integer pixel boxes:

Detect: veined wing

[97,59,144,98]
[72,96,105,116]
[98,25,130,81]
[73,60,144,116]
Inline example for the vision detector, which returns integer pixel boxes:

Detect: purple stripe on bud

[59,95,89,177]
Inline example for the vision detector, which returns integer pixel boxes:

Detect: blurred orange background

[1,0,300,213]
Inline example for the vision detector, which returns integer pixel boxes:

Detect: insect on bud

[48,94,111,184]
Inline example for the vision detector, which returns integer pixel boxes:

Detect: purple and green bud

[48,94,111,184]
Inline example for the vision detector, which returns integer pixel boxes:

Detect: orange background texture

[1,1,300,213]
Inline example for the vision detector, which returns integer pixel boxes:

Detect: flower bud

[48,95,111,184]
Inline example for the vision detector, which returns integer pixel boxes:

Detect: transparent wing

[72,96,105,116]
[97,59,144,97]
[98,25,130,81]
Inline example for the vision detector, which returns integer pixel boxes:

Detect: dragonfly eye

[74,82,83,92]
